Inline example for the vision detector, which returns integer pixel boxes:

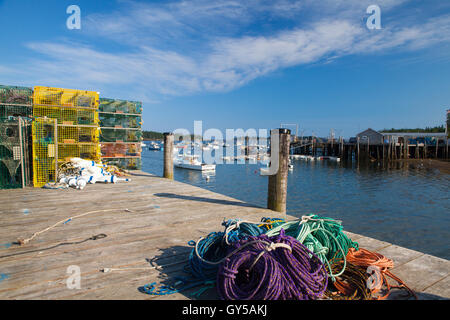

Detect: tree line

[381,125,445,133]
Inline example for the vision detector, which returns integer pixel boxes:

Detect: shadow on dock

[154,193,261,208]
[138,245,218,300]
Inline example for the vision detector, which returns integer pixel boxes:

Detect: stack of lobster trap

[98,98,143,170]
[0,85,33,189]
[0,83,144,188]
[32,86,101,187]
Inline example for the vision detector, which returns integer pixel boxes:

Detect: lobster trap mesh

[32,118,58,187]
[33,86,99,108]
[0,118,31,188]
[99,98,142,114]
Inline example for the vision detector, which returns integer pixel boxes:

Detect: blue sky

[0,0,449,137]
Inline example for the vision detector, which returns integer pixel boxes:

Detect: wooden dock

[0,171,448,300]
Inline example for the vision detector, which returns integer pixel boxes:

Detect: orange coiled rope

[346,248,417,300]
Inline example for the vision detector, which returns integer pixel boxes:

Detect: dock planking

[0,171,448,300]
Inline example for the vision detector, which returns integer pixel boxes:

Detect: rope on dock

[185,218,285,280]
[325,258,372,300]
[346,247,418,300]
[264,214,359,280]
[217,229,328,300]
[17,208,132,246]
[141,214,416,300]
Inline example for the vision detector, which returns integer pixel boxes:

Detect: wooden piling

[435,137,439,159]
[387,136,391,161]
[357,137,360,162]
[447,139,449,159]
[267,128,291,213]
[163,132,174,180]
[245,136,249,156]
[424,139,427,159]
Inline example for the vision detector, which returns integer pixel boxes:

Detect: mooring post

[447,139,449,159]
[163,132,174,180]
[267,128,291,213]
[435,137,439,159]
[357,137,360,162]
[245,135,249,156]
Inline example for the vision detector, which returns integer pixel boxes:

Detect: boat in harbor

[148,142,162,151]
[174,154,216,171]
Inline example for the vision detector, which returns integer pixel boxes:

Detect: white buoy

[77,178,87,190]
[68,178,77,188]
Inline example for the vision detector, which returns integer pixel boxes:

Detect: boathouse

[356,128,384,145]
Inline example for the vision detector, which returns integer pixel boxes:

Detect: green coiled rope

[264,214,358,280]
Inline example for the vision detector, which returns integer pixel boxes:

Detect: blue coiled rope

[187,218,280,280]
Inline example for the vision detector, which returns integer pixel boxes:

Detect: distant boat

[174,154,216,171]
[148,142,161,151]
[141,142,147,147]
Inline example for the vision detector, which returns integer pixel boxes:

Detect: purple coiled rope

[217,229,328,300]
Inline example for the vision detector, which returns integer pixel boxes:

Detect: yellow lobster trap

[33,86,99,108]
[32,118,101,187]
[58,143,101,163]
[32,118,58,187]
[58,125,100,144]
[33,105,99,126]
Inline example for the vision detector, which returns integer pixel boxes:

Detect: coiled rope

[187,232,228,280]
[187,218,285,280]
[146,219,288,297]
[346,248,418,300]
[222,218,285,244]
[325,259,372,300]
[217,229,328,300]
[265,215,358,280]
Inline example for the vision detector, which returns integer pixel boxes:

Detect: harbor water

[142,148,450,259]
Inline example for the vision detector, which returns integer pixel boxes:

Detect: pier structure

[290,130,449,162]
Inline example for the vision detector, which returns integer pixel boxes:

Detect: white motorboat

[174,154,216,171]
[148,142,161,150]
[288,159,294,170]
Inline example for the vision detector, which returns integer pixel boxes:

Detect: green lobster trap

[0,85,33,119]
[0,117,31,189]
[99,113,142,128]
[102,157,141,170]
[99,98,142,114]
[100,128,142,142]
[0,85,33,106]
[0,104,33,119]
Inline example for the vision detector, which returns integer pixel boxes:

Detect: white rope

[248,242,292,271]
[18,208,131,246]
[101,259,189,273]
